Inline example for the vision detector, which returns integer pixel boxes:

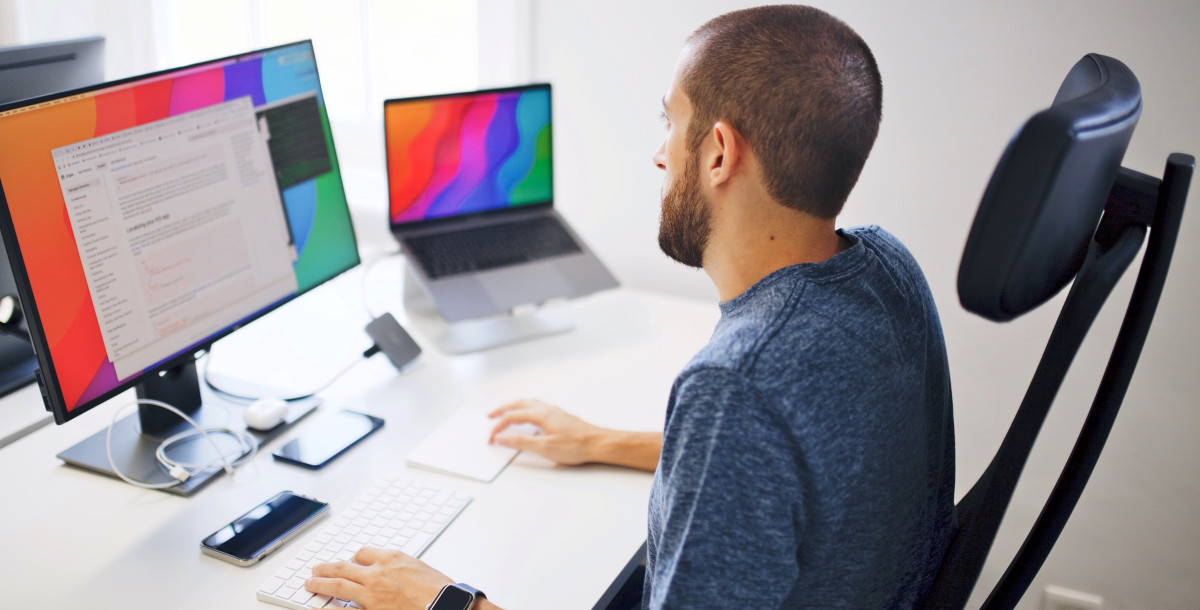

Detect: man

[306,5,955,608]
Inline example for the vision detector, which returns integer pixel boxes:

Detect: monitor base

[57,395,319,496]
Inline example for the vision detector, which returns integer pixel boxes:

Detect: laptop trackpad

[478,262,571,310]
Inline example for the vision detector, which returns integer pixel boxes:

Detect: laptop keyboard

[255,475,472,609]
[404,216,582,279]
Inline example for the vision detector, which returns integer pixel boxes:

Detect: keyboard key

[259,577,285,595]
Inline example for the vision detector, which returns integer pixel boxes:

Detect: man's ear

[704,121,742,188]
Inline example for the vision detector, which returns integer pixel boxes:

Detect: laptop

[384,83,618,323]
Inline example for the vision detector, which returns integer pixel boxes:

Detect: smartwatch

[427,583,486,610]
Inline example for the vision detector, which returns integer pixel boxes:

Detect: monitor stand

[57,360,319,496]
[0,240,39,398]
[402,266,574,354]
[0,333,37,397]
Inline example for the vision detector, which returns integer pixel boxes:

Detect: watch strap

[456,582,486,600]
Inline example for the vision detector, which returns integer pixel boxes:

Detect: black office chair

[921,54,1193,608]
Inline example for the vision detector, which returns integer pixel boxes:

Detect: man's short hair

[682,5,882,219]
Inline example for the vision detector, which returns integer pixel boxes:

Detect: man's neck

[703,201,845,302]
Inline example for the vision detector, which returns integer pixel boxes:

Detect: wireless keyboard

[256,474,473,609]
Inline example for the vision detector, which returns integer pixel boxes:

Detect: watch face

[431,585,474,610]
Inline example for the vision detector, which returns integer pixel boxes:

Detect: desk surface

[0,259,717,610]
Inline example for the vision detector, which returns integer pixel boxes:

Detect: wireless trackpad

[406,410,518,482]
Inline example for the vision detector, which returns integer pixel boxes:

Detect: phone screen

[272,409,385,469]
[201,491,327,564]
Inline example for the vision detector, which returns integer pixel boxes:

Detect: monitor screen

[0,40,359,424]
[385,84,553,225]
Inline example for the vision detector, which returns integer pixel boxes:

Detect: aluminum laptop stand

[402,265,574,354]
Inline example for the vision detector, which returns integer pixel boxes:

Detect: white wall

[532,1,1200,608]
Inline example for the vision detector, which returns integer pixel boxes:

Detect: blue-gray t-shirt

[644,226,955,608]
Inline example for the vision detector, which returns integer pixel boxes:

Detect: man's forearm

[588,430,662,472]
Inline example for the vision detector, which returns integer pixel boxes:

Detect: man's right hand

[488,399,662,472]
[487,399,603,465]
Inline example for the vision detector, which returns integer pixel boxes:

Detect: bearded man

[308,5,955,609]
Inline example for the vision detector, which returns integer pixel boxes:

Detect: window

[156,0,478,124]
[2,0,529,171]
[3,0,529,251]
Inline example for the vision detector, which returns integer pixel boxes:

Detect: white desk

[0,259,717,609]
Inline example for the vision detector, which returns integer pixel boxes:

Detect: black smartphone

[200,491,328,566]
[272,409,385,469]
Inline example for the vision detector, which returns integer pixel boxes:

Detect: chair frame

[923,155,1193,608]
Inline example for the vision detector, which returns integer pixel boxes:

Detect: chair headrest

[958,54,1141,322]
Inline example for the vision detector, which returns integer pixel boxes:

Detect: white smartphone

[200,491,329,566]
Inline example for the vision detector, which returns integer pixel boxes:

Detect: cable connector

[168,463,191,483]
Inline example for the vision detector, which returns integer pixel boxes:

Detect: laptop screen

[385,84,552,226]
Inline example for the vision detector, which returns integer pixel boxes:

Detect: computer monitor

[0,40,360,494]
[0,36,105,399]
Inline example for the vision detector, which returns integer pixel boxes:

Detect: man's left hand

[306,547,450,609]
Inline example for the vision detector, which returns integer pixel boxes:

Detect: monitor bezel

[0,39,361,425]
[383,82,555,230]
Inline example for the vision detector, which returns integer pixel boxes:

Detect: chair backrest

[921,54,1193,608]
[958,54,1140,321]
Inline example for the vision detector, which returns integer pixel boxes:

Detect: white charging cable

[105,398,257,490]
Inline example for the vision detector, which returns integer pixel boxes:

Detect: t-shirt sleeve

[646,367,804,608]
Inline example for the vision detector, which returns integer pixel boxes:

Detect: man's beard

[657,153,711,269]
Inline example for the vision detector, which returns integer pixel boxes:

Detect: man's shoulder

[843,225,931,292]
[677,290,841,420]
[682,225,942,409]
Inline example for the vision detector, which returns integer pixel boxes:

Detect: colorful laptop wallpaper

[0,41,358,414]
[386,85,553,224]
